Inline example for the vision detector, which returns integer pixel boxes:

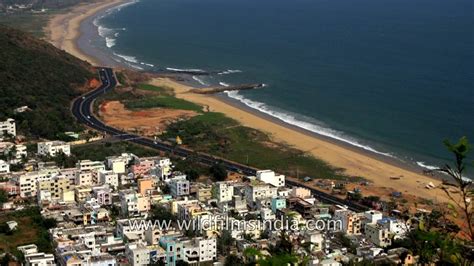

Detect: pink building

[131,159,155,177]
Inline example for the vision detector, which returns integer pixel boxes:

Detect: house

[24,252,55,266]
[120,190,151,217]
[138,178,154,195]
[169,175,190,197]
[256,170,285,187]
[98,169,119,189]
[6,220,18,231]
[37,141,71,157]
[0,159,9,174]
[106,154,134,174]
[76,160,105,172]
[365,222,392,247]
[18,167,60,197]
[244,180,277,208]
[196,184,212,202]
[0,118,16,137]
[212,182,234,203]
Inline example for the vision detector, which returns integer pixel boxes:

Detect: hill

[0,25,94,139]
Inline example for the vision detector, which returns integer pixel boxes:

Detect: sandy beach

[43,0,452,204]
[150,78,451,203]
[45,0,127,66]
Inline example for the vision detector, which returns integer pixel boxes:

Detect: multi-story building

[120,190,151,217]
[138,178,154,195]
[92,186,113,206]
[365,222,392,248]
[37,175,73,201]
[256,170,285,187]
[76,160,105,172]
[37,141,71,157]
[169,175,190,197]
[75,171,94,186]
[106,154,134,174]
[0,118,16,137]
[74,185,92,203]
[131,158,155,177]
[334,209,363,235]
[197,184,212,202]
[244,180,278,208]
[153,158,173,181]
[125,244,151,266]
[0,159,9,174]
[212,182,234,203]
[18,167,60,197]
[98,170,119,189]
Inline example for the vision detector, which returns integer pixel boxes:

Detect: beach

[44,0,452,204]
[45,0,127,66]
[150,78,451,203]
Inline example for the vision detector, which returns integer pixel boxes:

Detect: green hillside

[0,25,94,139]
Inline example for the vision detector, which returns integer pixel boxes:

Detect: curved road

[72,68,368,212]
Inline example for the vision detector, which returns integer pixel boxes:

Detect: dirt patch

[99,101,197,136]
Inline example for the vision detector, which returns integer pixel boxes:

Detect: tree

[0,189,8,204]
[433,137,473,240]
[217,230,234,255]
[224,254,243,266]
[210,163,227,181]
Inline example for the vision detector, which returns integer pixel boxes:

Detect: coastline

[45,0,128,66]
[149,78,450,203]
[44,0,451,203]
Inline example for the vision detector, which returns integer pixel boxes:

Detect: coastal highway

[72,68,368,212]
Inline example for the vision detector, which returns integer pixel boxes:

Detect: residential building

[244,180,278,208]
[256,170,285,187]
[0,159,9,174]
[18,167,60,197]
[36,175,73,201]
[98,169,119,189]
[212,182,234,203]
[37,141,71,157]
[334,209,363,235]
[365,222,392,247]
[92,186,113,206]
[169,175,190,197]
[0,118,16,137]
[138,178,154,195]
[120,190,151,217]
[76,160,105,172]
[24,252,55,266]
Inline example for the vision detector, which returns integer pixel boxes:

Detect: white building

[256,170,285,187]
[75,171,95,186]
[18,167,60,197]
[244,181,278,208]
[0,159,10,174]
[0,118,16,137]
[98,170,119,189]
[169,175,190,197]
[120,190,151,217]
[24,252,55,266]
[106,153,134,174]
[154,158,173,181]
[212,182,234,203]
[126,244,150,266]
[365,222,392,248]
[76,160,105,172]
[37,141,70,157]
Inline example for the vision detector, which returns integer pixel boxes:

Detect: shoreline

[149,77,451,203]
[45,0,129,66]
[44,0,451,203]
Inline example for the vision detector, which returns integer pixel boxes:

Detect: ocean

[91,0,474,175]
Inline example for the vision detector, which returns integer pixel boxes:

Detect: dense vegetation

[0,25,94,138]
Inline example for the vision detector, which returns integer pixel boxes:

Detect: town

[0,117,420,265]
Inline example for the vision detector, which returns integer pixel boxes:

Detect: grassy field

[0,208,53,256]
[163,112,349,180]
[124,95,203,112]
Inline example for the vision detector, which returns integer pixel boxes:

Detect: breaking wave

[218,69,242,75]
[224,90,394,158]
[219,82,230,87]
[192,76,208,86]
[167,67,206,73]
